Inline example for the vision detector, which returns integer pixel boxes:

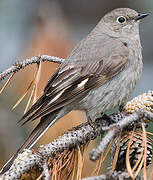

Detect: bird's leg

[85,111,96,129]
[119,103,126,112]
[100,113,115,125]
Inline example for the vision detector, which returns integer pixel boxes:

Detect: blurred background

[0,0,153,177]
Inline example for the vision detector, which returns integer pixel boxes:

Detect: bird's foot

[85,111,97,130]
[88,118,96,130]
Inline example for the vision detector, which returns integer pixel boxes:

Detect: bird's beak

[134,13,149,21]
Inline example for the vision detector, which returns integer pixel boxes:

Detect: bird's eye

[116,16,126,24]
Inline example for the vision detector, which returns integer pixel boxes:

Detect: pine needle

[146,131,153,136]
[12,62,42,111]
[133,154,144,179]
[57,151,72,172]
[0,72,14,94]
[48,150,75,180]
[51,159,57,180]
[150,167,153,180]
[112,134,121,171]
[91,153,103,176]
[67,149,76,180]
[132,147,143,172]
[135,131,153,142]
[33,61,42,104]
[126,125,136,179]
[71,149,78,180]
[12,81,33,110]
[76,146,84,180]
[99,139,113,169]
[92,139,114,176]
[49,149,79,180]
[36,173,43,180]
[142,123,147,180]
[24,62,42,114]
[24,82,35,114]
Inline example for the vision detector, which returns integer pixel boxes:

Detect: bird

[0,8,148,174]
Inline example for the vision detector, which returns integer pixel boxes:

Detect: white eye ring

[116,16,126,24]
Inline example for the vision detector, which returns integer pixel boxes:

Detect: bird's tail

[0,108,67,175]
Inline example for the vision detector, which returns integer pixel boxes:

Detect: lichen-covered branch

[0,117,108,180]
[0,55,65,81]
[0,150,44,180]
[37,116,109,157]
[80,171,142,180]
[0,109,152,180]
[90,110,153,161]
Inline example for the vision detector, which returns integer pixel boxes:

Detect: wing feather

[20,41,129,124]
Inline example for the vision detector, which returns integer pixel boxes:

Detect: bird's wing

[20,41,129,124]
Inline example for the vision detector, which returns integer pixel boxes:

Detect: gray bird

[0,8,148,174]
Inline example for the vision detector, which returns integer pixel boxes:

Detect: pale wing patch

[77,78,89,88]
[49,78,89,104]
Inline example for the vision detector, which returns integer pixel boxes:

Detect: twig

[0,149,44,180]
[80,171,142,180]
[0,55,65,81]
[89,110,153,161]
[39,160,50,180]
[80,174,106,180]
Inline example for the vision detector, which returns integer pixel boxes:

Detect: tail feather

[18,94,47,123]
[0,108,65,175]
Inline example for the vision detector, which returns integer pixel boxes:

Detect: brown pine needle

[126,125,136,179]
[57,151,73,172]
[36,173,43,180]
[0,72,14,94]
[91,152,104,176]
[12,81,33,110]
[132,147,143,172]
[131,132,143,173]
[56,156,64,180]
[145,135,153,143]
[142,123,147,180]
[112,134,121,171]
[51,159,57,180]
[92,139,114,176]
[48,150,76,180]
[135,131,153,142]
[131,125,148,179]
[33,61,42,104]
[133,155,144,179]
[150,167,153,180]
[146,131,153,136]
[71,149,78,180]
[24,62,42,114]
[76,146,84,180]
[24,83,35,114]
[67,149,76,180]
[99,139,113,168]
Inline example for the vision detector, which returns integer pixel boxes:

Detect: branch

[90,110,153,161]
[0,117,108,180]
[0,55,65,81]
[80,171,142,180]
[0,110,152,180]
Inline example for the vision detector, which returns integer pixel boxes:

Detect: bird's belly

[73,64,142,119]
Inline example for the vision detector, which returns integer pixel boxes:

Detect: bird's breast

[73,40,143,119]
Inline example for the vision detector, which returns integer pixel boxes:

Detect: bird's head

[99,8,148,38]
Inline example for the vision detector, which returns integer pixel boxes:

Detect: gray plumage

[0,8,148,174]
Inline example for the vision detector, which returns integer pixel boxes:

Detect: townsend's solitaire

[1,8,148,173]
